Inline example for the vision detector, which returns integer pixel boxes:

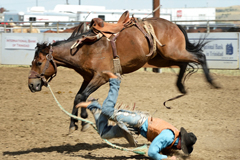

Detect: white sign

[189,33,239,69]
[48,37,67,43]
[5,36,37,50]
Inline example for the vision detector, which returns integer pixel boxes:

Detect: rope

[145,5,161,18]
[47,84,148,155]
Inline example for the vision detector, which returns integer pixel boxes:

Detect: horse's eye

[37,62,42,66]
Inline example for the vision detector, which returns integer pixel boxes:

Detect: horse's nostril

[36,83,40,90]
[28,84,34,92]
[29,84,33,89]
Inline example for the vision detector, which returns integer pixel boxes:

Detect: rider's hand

[165,155,177,160]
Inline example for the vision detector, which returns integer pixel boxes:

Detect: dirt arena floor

[0,66,239,160]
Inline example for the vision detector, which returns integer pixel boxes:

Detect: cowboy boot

[117,121,137,147]
[101,121,137,147]
[87,102,101,121]
[76,99,101,121]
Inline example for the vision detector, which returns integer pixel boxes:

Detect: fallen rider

[76,71,197,160]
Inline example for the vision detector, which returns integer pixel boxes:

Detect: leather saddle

[71,10,158,59]
[90,11,131,38]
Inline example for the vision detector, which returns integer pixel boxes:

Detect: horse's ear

[36,43,41,49]
[43,42,47,48]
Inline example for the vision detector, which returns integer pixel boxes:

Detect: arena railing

[0,20,240,33]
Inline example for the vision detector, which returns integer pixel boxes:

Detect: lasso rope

[145,4,161,18]
[47,84,148,155]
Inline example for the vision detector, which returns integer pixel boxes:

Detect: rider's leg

[114,109,148,128]
[101,78,121,119]
[87,103,137,146]
[77,72,137,146]
[76,75,121,135]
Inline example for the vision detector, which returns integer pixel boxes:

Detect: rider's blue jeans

[87,78,143,139]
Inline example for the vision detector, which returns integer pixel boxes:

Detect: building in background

[3,6,76,26]
[3,5,215,25]
[162,7,215,24]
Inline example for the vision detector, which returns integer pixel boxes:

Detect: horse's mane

[34,22,91,57]
[52,22,91,46]
[67,22,86,40]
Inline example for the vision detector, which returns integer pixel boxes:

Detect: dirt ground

[0,66,239,160]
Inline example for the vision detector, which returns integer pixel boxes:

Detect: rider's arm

[148,129,175,160]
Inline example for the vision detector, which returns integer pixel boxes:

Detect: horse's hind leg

[162,48,219,89]
[194,52,220,88]
[177,63,188,94]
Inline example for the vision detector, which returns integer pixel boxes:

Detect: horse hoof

[212,82,221,89]
[68,125,78,135]
[180,89,187,94]
[81,122,90,132]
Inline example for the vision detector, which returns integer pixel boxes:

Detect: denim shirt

[140,120,179,160]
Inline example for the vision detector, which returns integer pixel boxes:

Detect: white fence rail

[1,20,240,33]
[0,32,239,69]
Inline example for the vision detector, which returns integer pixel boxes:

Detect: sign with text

[5,36,37,50]
[177,10,182,17]
[189,33,239,69]
[48,37,66,43]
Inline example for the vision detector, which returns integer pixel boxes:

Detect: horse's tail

[177,24,208,53]
[176,25,207,92]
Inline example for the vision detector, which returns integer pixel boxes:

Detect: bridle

[28,45,57,87]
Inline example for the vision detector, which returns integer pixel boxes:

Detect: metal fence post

[207,20,210,33]
[4,23,6,33]
[83,22,87,32]
[30,22,32,33]
[57,22,59,33]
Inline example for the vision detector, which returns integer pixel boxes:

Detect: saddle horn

[70,33,103,49]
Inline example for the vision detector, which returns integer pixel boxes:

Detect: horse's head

[28,43,57,92]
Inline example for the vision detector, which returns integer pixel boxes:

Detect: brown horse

[28,11,219,133]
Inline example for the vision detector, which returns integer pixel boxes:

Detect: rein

[29,45,57,87]
[47,84,148,155]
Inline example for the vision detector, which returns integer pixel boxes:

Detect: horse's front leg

[69,74,108,134]
[69,80,89,133]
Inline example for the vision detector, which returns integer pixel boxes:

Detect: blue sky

[1,0,240,12]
